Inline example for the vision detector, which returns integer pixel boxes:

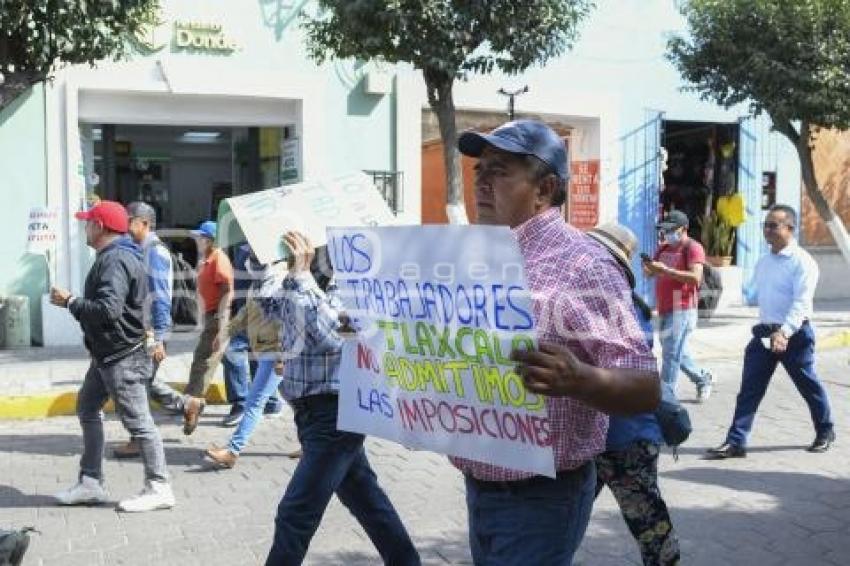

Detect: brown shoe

[183,396,205,436]
[113,439,141,459]
[205,446,237,468]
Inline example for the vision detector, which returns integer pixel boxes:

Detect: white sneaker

[696,372,715,403]
[55,475,109,506]
[117,481,175,513]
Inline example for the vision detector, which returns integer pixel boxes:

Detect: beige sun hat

[587,222,639,288]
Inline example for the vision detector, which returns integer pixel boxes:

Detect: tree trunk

[795,122,850,265]
[424,69,466,223]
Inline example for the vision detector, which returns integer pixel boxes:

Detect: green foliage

[700,211,735,257]
[303,1,594,83]
[0,0,159,107]
[667,0,850,129]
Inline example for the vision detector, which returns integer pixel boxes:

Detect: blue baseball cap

[192,220,217,240]
[458,119,569,181]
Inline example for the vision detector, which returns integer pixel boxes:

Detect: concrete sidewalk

[1,301,848,419]
[0,329,229,419]
[3,347,850,565]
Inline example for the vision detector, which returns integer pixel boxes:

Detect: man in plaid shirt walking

[262,233,420,566]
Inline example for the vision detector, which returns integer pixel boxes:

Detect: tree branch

[771,118,800,146]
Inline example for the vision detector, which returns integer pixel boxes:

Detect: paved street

[2,345,849,565]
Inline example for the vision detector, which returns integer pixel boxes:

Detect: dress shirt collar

[771,239,799,258]
[513,207,564,252]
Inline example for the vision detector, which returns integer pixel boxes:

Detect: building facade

[414,0,804,308]
[4,0,833,347]
[0,0,420,345]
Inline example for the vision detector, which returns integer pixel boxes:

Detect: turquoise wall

[0,84,48,344]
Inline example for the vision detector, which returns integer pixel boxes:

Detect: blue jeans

[222,334,282,412]
[727,323,833,446]
[659,309,709,395]
[265,395,420,566]
[465,461,596,566]
[228,358,282,454]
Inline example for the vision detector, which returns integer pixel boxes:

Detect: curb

[0,382,228,420]
[818,329,850,351]
[3,332,847,421]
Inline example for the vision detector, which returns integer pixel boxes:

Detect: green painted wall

[0,85,48,345]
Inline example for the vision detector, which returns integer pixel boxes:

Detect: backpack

[0,527,35,566]
[170,251,200,327]
[655,399,693,454]
[697,262,723,318]
[154,242,200,328]
[682,239,723,319]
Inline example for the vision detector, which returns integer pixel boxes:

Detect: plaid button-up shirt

[451,208,657,481]
[262,273,344,402]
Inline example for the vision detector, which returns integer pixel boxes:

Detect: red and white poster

[568,160,600,231]
[26,207,59,255]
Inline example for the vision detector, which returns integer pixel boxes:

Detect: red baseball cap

[75,201,129,233]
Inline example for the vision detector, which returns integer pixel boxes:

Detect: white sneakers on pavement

[117,481,175,513]
[56,476,175,512]
[54,475,110,506]
[696,372,715,403]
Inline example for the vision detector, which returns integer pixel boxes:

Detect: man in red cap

[49,200,175,513]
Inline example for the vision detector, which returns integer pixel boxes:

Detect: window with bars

[364,170,404,214]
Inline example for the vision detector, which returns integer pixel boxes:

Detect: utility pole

[498,85,529,120]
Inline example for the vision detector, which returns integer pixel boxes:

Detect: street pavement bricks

[2,347,850,565]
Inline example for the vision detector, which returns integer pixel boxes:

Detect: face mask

[665,231,682,245]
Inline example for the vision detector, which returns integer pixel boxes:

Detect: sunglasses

[762,221,792,230]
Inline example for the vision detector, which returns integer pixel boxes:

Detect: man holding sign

[454,120,660,564]
[262,233,420,566]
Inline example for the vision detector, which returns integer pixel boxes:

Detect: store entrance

[661,120,740,260]
[85,123,299,263]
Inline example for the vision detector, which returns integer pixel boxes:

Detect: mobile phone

[639,253,651,263]
[761,337,772,349]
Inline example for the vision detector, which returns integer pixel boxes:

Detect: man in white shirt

[708,204,835,459]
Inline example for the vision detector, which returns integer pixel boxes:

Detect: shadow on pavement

[579,467,850,565]
[662,466,850,501]
[672,444,809,457]
[0,485,59,508]
[0,432,299,469]
[306,533,473,565]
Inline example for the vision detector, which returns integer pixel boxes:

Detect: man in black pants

[262,232,420,566]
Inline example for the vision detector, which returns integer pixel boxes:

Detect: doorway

[85,123,298,263]
[661,120,740,257]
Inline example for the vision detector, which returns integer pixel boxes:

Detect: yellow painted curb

[817,330,850,351]
[0,382,227,420]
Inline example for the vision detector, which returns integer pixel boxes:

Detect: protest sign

[328,225,555,477]
[217,172,398,265]
[26,207,59,288]
[26,207,58,255]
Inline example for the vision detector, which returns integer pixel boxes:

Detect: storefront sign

[26,207,59,255]
[218,172,399,265]
[328,225,555,477]
[568,160,600,230]
[280,138,300,184]
[174,21,237,52]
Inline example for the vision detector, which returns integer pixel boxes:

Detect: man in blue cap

[454,120,661,564]
[182,220,233,435]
